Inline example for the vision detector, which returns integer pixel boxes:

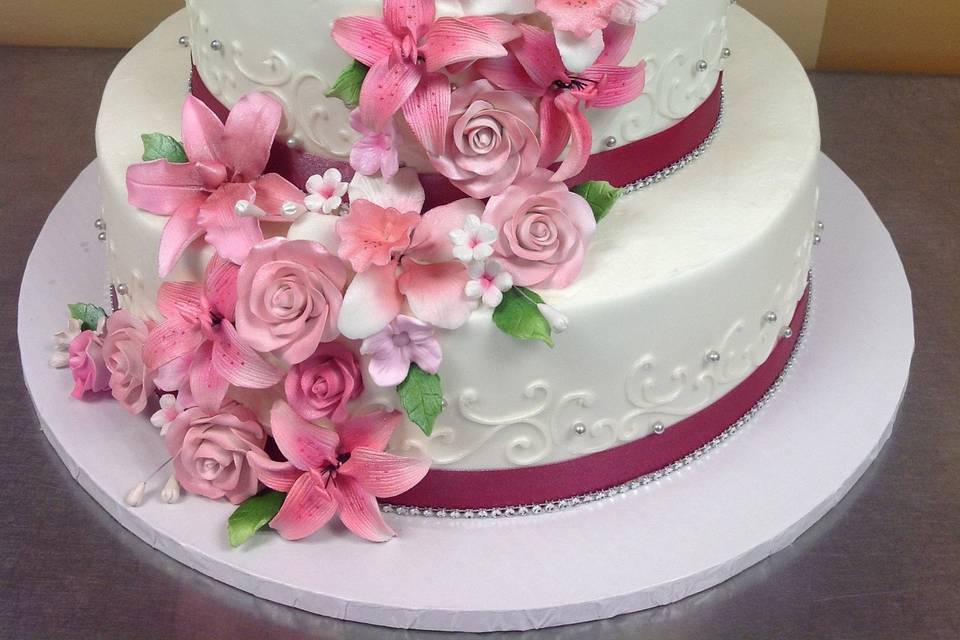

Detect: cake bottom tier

[95,7,820,481]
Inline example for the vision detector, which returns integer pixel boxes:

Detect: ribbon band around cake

[385,285,809,512]
[190,66,724,208]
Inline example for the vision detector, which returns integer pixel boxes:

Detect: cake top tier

[186,0,728,168]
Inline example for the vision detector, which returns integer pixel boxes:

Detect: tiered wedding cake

[60,0,819,543]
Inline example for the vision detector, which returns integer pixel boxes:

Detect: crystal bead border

[382,271,813,521]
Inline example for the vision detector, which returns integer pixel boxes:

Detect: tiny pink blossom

[102,310,155,415]
[465,260,513,308]
[335,199,420,274]
[349,110,400,180]
[360,315,443,387]
[246,401,430,542]
[449,214,497,264]
[150,394,180,435]
[305,168,349,214]
[68,331,110,399]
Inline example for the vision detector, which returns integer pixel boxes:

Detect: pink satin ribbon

[190,67,723,209]
[387,287,809,510]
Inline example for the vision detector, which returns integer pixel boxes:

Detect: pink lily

[476,22,645,182]
[331,0,519,155]
[336,170,480,340]
[126,93,305,275]
[143,255,282,413]
[247,400,430,542]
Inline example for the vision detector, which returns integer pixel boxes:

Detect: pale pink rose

[430,80,541,199]
[102,310,155,414]
[236,238,348,366]
[165,404,267,505]
[68,331,110,399]
[284,342,364,423]
[335,199,420,273]
[482,169,597,289]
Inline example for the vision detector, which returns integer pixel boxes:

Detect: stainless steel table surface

[1,45,958,639]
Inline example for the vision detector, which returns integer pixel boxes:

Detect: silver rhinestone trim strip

[621,86,725,195]
[383,272,813,521]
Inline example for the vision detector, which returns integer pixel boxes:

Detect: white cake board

[19,154,914,632]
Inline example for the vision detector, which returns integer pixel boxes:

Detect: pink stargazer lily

[143,255,282,413]
[247,400,430,542]
[476,22,645,182]
[126,93,305,275]
[331,0,519,155]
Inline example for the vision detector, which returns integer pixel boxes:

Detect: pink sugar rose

[430,80,541,199]
[102,310,155,414]
[284,342,364,423]
[482,169,596,289]
[68,331,110,399]
[165,404,267,505]
[236,238,348,367]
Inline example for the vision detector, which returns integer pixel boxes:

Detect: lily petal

[397,260,476,330]
[181,94,226,166]
[189,341,230,413]
[331,16,397,67]
[222,92,284,182]
[126,160,204,214]
[407,198,483,264]
[359,58,422,132]
[420,18,508,73]
[204,255,241,323]
[198,183,263,265]
[158,195,206,278]
[338,263,403,340]
[252,173,306,218]
[457,16,522,45]
[475,54,547,97]
[143,319,204,371]
[555,29,605,73]
[401,72,451,156]
[331,475,395,542]
[156,281,204,321]
[580,61,646,108]
[270,473,338,541]
[270,400,340,471]
[348,168,425,213]
[550,92,592,182]
[512,23,567,90]
[595,23,635,66]
[383,0,435,40]
[538,94,572,168]
[212,321,283,390]
[336,410,404,454]
[339,448,431,498]
[246,450,303,492]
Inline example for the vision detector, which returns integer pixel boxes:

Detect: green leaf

[572,180,623,223]
[140,133,188,163]
[228,491,286,548]
[67,303,108,332]
[492,287,554,348]
[325,60,370,108]
[397,364,444,437]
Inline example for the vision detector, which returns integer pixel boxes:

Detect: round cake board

[19,154,914,632]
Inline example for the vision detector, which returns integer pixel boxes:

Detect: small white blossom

[161,474,181,504]
[49,351,71,369]
[450,214,497,264]
[150,394,180,436]
[465,260,513,308]
[53,317,83,350]
[305,168,349,215]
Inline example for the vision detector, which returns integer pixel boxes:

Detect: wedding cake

[58,0,820,544]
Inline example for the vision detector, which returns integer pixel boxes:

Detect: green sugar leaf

[325,60,370,108]
[140,133,188,163]
[397,364,444,437]
[492,287,554,347]
[572,180,623,223]
[67,303,108,332]
[228,491,286,548]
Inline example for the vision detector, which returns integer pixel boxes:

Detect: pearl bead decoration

[765,311,779,323]
[97,231,107,242]
[210,39,223,51]
[706,350,721,363]
[697,59,709,72]
[115,283,129,296]
[574,422,587,436]
[177,35,190,47]
[604,136,618,148]
[652,421,666,435]
[94,218,105,230]
[721,47,732,58]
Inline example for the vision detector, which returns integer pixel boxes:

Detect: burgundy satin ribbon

[388,287,809,510]
[190,67,723,209]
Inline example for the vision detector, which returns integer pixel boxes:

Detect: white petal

[161,475,181,504]
[464,280,484,299]
[452,246,475,263]
[324,167,343,184]
[556,29,606,74]
[476,223,498,243]
[305,174,325,194]
[150,410,166,429]
[473,244,494,261]
[494,271,513,291]
[449,229,468,246]
[49,351,70,369]
[322,196,343,214]
[124,482,146,507]
[160,394,176,410]
[304,193,325,213]
[468,261,486,279]
[348,168,425,213]
[483,287,504,308]
[287,212,340,253]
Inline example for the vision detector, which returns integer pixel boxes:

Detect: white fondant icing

[95,6,819,471]
[184,0,730,159]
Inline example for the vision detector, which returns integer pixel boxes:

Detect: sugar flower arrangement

[57,0,660,546]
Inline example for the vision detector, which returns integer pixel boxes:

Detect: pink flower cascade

[126,93,305,275]
[331,0,519,155]
[143,255,283,413]
[165,404,267,505]
[247,401,430,542]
